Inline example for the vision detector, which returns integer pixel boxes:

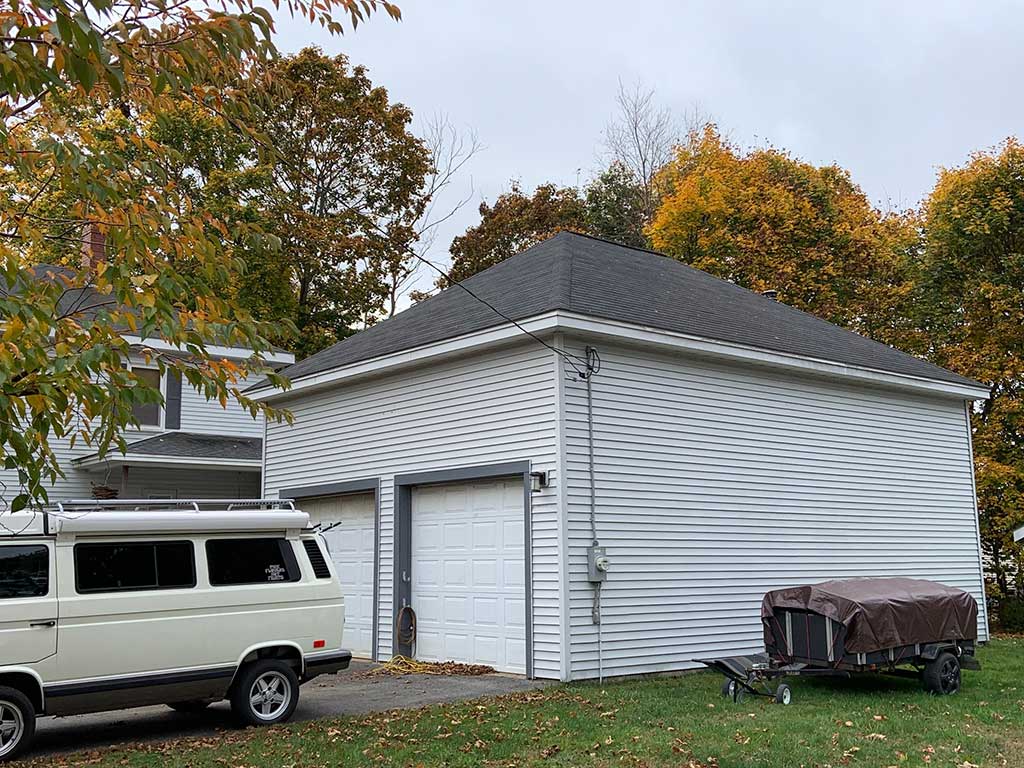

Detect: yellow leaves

[2,316,24,342]
[650,124,917,336]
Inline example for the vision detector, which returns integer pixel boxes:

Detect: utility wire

[403,247,596,380]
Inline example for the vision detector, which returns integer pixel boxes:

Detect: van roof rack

[53,499,296,515]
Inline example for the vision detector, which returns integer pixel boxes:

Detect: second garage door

[411,478,526,674]
[302,493,376,659]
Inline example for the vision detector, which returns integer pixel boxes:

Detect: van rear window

[206,538,300,586]
[0,545,48,599]
[75,541,196,593]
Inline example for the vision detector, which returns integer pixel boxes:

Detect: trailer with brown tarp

[696,578,980,704]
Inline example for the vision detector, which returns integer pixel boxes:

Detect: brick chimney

[81,222,106,269]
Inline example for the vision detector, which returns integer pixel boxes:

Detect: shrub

[996,597,1024,633]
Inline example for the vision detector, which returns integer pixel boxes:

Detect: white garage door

[302,493,376,658]
[411,478,526,673]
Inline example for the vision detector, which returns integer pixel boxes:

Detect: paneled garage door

[411,478,526,673]
[302,493,376,658]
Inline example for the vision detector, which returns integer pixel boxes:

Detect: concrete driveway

[33,660,550,759]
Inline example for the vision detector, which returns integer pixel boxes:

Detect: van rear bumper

[303,650,353,681]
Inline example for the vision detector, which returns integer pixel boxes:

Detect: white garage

[259,232,990,681]
[301,492,377,659]
[411,479,526,673]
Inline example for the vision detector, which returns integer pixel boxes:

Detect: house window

[74,541,196,593]
[206,538,300,586]
[131,367,163,428]
[0,545,49,599]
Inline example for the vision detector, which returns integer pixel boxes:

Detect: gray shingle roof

[121,432,262,461]
[278,232,983,390]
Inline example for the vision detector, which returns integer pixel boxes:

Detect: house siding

[178,373,265,436]
[0,364,265,505]
[561,340,989,680]
[262,342,561,677]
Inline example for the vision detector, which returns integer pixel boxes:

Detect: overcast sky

[277,0,1022,290]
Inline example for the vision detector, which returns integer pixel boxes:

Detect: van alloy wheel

[249,671,292,721]
[0,702,24,759]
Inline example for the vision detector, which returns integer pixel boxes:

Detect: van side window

[75,541,196,593]
[206,538,300,586]
[0,545,49,599]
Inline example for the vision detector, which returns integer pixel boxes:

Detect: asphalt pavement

[31,659,549,759]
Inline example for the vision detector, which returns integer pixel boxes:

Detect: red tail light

[313,639,325,649]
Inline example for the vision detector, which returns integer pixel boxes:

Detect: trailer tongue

[696,578,980,704]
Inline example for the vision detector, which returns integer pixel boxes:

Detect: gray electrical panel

[587,545,609,582]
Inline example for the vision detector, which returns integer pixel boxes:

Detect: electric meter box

[587,545,609,582]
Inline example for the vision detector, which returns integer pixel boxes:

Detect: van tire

[230,660,299,727]
[0,686,35,762]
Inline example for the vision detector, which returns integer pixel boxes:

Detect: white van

[0,499,349,761]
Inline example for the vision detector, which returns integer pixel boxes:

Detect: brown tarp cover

[761,578,978,654]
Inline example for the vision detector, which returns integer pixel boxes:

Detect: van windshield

[0,544,49,599]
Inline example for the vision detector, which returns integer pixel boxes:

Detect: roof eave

[250,310,989,404]
[73,453,262,472]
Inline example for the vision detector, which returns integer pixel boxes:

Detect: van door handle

[29,620,56,628]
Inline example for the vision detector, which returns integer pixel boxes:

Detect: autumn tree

[0,0,398,509]
[916,139,1024,597]
[253,48,432,357]
[445,182,588,284]
[648,126,917,339]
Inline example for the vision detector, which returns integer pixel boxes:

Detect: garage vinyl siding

[262,342,560,677]
[562,341,988,680]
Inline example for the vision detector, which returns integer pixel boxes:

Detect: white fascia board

[73,454,262,472]
[121,335,295,366]
[255,309,989,403]
[250,311,563,402]
[554,312,991,401]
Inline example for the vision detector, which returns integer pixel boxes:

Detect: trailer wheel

[923,652,961,695]
[774,683,792,705]
[721,678,737,698]
[731,685,746,704]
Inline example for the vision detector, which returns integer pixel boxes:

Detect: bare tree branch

[383,114,482,316]
[603,79,695,226]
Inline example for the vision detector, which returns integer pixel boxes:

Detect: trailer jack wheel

[774,683,792,705]
[721,678,737,698]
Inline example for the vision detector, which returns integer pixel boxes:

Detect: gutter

[250,311,990,404]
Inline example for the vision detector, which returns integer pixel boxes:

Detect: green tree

[584,162,648,249]
[257,48,432,357]
[0,0,398,509]
[917,138,1024,597]
[649,126,918,340]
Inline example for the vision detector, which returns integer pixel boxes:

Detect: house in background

[0,266,293,504]
[252,232,990,681]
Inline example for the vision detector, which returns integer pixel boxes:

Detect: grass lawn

[27,639,1024,768]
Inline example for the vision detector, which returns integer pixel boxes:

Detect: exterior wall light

[530,471,549,493]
